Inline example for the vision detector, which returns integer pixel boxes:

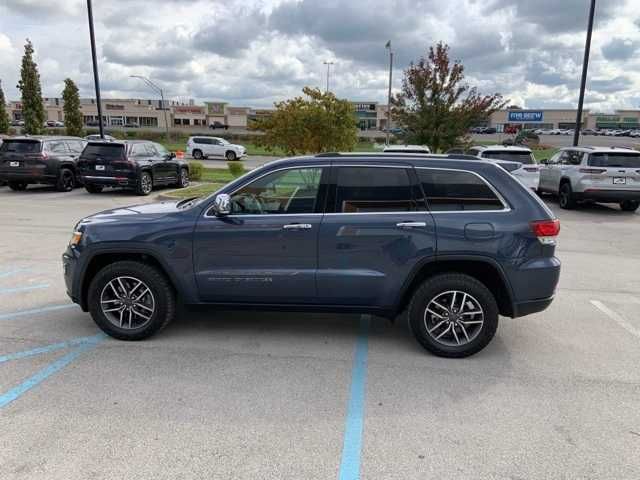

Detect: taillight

[579,168,606,174]
[530,219,560,245]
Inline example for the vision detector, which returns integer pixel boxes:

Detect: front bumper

[62,248,81,305]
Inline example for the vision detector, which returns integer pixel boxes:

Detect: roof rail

[315,152,339,157]
[446,154,479,160]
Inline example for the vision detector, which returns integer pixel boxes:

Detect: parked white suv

[468,145,541,190]
[538,146,640,211]
[186,136,246,161]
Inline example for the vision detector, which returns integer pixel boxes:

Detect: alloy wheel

[181,169,189,187]
[141,173,152,194]
[423,290,484,347]
[100,276,155,329]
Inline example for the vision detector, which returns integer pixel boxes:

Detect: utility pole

[385,40,393,145]
[130,75,170,140]
[87,0,104,139]
[323,61,334,93]
[574,0,596,147]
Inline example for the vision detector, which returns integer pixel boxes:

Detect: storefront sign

[353,103,377,112]
[508,111,543,122]
[174,106,204,114]
[205,102,226,114]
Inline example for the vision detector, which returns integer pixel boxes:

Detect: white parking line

[591,300,640,339]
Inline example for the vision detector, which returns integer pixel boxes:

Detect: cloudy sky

[1,0,639,112]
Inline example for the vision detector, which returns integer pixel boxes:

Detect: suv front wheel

[408,273,499,358]
[87,261,176,340]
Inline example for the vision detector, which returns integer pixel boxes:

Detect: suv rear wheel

[558,182,576,209]
[56,168,76,192]
[8,181,28,191]
[136,171,153,196]
[87,261,176,340]
[408,273,499,358]
[620,200,639,212]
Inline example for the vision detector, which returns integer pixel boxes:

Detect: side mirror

[212,193,231,216]
[169,152,176,159]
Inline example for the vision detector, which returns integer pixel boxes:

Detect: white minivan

[186,136,246,161]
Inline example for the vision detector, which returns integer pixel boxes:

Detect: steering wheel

[233,193,264,214]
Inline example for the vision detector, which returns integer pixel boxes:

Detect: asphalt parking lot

[1,184,639,480]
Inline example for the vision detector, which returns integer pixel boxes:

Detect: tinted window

[417,169,504,211]
[482,151,535,164]
[130,144,150,157]
[588,153,640,168]
[335,167,414,213]
[45,141,70,154]
[0,140,41,153]
[230,167,323,215]
[154,143,169,156]
[66,141,85,154]
[144,144,158,156]
[193,138,210,145]
[82,144,125,161]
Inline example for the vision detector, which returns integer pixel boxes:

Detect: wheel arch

[395,256,515,318]
[79,250,181,311]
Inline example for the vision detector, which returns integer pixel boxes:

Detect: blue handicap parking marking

[0,334,105,364]
[0,283,50,295]
[338,315,371,480]
[0,303,77,321]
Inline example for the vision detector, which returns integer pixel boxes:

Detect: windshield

[0,140,41,153]
[82,143,125,161]
[588,153,640,168]
[483,151,535,164]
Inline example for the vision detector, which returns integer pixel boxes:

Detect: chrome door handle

[283,223,312,230]
[396,222,427,228]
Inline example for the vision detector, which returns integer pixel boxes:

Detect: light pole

[323,61,334,93]
[385,40,394,145]
[86,0,104,139]
[574,0,596,147]
[130,75,170,139]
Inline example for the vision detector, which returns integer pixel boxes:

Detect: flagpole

[385,41,393,146]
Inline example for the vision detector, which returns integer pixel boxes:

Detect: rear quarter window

[417,169,505,211]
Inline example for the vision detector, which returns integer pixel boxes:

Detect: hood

[79,200,182,226]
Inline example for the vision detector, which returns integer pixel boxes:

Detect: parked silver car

[468,145,541,190]
[538,146,640,211]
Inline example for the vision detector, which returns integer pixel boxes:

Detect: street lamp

[574,0,596,146]
[130,75,170,139]
[323,61,334,93]
[385,40,394,146]
[86,0,104,139]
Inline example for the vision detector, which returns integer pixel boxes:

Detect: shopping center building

[488,109,640,131]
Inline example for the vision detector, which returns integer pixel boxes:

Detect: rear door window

[334,166,416,213]
[588,153,640,168]
[417,168,505,211]
[45,141,70,154]
[0,140,41,153]
[130,144,150,157]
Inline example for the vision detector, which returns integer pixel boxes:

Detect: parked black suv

[63,153,561,357]
[0,136,87,191]
[77,140,190,195]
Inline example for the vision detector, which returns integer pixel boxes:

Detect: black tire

[8,181,28,191]
[87,261,176,341]
[408,273,499,358]
[85,184,104,194]
[56,167,76,192]
[558,182,576,209]
[192,149,203,160]
[136,171,153,196]
[225,150,237,161]
[176,167,189,188]
[620,200,639,212]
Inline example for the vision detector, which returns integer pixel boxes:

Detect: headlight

[69,231,83,247]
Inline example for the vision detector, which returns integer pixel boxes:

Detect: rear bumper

[0,171,56,184]
[81,175,136,188]
[575,189,640,202]
[509,256,561,318]
[513,296,554,317]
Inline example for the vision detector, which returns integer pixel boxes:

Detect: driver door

[193,165,329,303]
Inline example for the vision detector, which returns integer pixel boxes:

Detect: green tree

[62,78,83,136]
[0,81,10,134]
[250,86,358,155]
[16,39,45,135]
[391,42,507,152]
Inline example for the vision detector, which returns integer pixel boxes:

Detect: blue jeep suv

[63,153,561,357]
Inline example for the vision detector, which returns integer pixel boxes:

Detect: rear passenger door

[415,167,509,258]
[317,164,436,308]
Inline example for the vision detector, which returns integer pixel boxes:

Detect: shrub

[227,161,245,178]
[188,161,204,181]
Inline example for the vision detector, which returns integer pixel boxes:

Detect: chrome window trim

[414,166,511,213]
[203,164,328,218]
